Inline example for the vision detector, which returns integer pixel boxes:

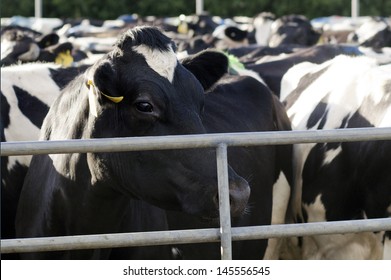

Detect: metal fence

[2,127,391,259]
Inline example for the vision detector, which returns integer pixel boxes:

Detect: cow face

[354,18,391,49]
[1,26,72,67]
[46,26,250,218]
[1,27,40,66]
[269,15,320,47]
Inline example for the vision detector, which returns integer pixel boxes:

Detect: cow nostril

[213,192,233,212]
[212,179,250,217]
[229,180,251,217]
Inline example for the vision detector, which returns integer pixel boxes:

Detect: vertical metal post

[35,0,42,18]
[216,143,232,260]
[196,0,204,15]
[351,0,359,18]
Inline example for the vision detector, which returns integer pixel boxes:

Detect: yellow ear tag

[55,50,73,67]
[100,92,124,103]
[87,80,98,117]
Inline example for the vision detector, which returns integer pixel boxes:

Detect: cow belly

[301,195,384,259]
[302,232,384,260]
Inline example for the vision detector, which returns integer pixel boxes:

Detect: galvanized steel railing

[2,127,391,156]
[1,127,391,259]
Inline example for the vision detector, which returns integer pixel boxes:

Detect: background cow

[1,62,87,243]
[167,73,292,260]
[1,25,76,67]
[279,55,391,259]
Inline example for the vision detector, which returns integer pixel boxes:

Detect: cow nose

[213,177,250,217]
[229,177,251,217]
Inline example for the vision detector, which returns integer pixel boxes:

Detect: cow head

[269,15,320,47]
[352,17,391,49]
[45,26,250,219]
[1,25,73,67]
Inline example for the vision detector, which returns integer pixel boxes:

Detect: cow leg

[384,232,391,259]
[263,170,291,259]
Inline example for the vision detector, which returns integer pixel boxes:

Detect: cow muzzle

[213,176,251,218]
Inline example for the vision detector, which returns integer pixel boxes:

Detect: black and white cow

[14,26,254,259]
[0,29,108,245]
[1,62,173,260]
[1,25,76,67]
[349,17,391,49]
[253,13,321,47]
[13,26,293,260]
[166,73,292,260]
[1,62,88,242]
[241,44,363,96]
[280,55,391,259]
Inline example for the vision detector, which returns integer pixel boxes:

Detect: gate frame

[2,127,391,259]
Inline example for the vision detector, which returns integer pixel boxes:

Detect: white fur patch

[133,44,177,83]
[1,63,63,171]
[282,55,379,130]
[384,234,391,260]
[303,194,327,223]
[355,20,388,45]
[322,145,342,166]
[253,16,274,46]
[271,171,291,225]
[301,195,384,259]
[1,40,16,59]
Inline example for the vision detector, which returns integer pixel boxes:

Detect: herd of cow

[1,12,390,260]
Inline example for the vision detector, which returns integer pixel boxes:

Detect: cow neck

[75,179,131,235]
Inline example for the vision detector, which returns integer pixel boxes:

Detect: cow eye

[135,101,153,113]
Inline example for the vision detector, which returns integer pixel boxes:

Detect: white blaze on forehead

[133,44,177,83]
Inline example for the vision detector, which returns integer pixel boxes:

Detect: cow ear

[85,62,124,117]
[181,50,228,90]
[93,62,124,103]
[37,33,60,48]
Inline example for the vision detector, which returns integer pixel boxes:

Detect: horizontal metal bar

[1,228,220,254]
[231,218,391,241]
[1,127,391,156]
[2,218,390,254]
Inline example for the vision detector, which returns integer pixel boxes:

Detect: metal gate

[2,127,391,259]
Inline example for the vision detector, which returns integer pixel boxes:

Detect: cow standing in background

[1,26,76,67]
[1,63,88,242]
[280,55,391,259]
[167,73,292,260]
